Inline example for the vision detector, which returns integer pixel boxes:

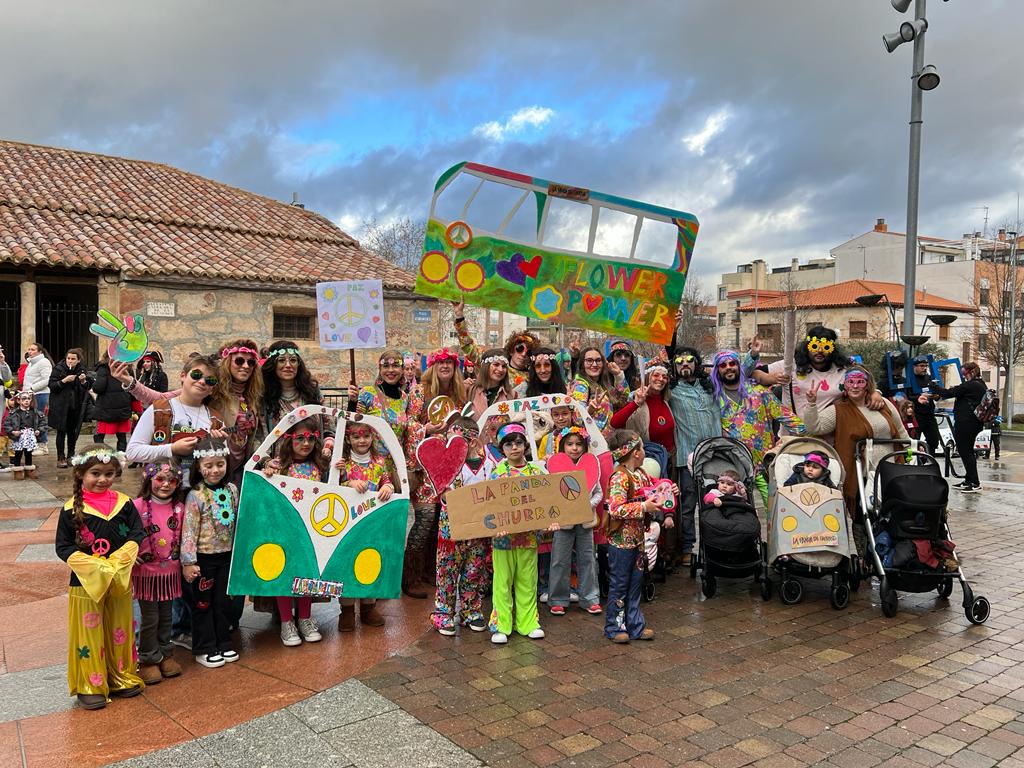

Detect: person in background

[0,345,11,470]
[92,353,134,452]
[931,361,987,493]
[48,348,91,468]
[5,391,46,479]
[907,356,941,455]
[23,342,53,450]
[136,351,169,394]
[607,339,641,394]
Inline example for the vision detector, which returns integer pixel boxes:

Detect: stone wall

[117,281,443,390]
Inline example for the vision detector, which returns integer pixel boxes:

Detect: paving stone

[322,709,481,767]
[0,663,74,722]
[198,709,351,767]
[288,679,399,734]
[109,741,219,768]
[14,542,61,562]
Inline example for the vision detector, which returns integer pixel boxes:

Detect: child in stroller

[703,470,748,507]
[783,452,836,489]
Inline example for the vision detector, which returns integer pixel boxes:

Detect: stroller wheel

[760,578,772,601]
[936,577,954,599]
[780,579,802,605]
[701,574,717,599]
[830,584,850,610]
[643,581,656,603]
[966,596,991,625]
[880,580,898,618]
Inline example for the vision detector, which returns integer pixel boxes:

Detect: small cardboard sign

[446,470,593,541]
[791,531,839,549]
[90,310,150,363]
[315,279,386,349]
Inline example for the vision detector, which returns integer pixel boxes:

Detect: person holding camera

[908,356,942,455]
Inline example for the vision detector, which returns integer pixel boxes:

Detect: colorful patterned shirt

[181,483,239,565]
[718,386,805,467]
[285,460,325,482]
[489,459,546,550]
[357,385,412,448]
[569,375,628,439]
[439,456,496,541]
[606,466,654,550]
[339,454,393,491]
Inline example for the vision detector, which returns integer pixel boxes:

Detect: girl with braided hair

[55,447,145,710]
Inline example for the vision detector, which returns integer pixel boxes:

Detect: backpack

[974,389,999,424]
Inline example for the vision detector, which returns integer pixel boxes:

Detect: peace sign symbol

[445,221,473,250]
[428,396,455,426]
[309,494,349,538]
[335,295,366,326]
[92,538,111,556]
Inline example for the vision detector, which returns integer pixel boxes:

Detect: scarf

[230,380,246,398]
[378,380,402,400]
[833,397,900,515]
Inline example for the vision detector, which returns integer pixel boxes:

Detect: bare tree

[359,216,426,274]
[974,257,1024,406]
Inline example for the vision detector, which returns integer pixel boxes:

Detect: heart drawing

[519,254,542,279]
[582,294,603,313]
[357,326,373,342]
[546,451,601,493]
[495,253,527,286]
[416,435,469,494]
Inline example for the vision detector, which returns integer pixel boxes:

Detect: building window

[849,321,867,339]
[979,287,989,306]
[982,369,991,382]
[938,324,949,341]
[718,286,727,301]
[756,323,781,351]
[273,310,314,340]
[718,312,726,327]
[488,309,501,325]
[488,331,499,345]
[962,342,971,361]
[977,334,987,353]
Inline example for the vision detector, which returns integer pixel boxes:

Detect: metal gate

[0,283,19,366]
[38,300,99,367]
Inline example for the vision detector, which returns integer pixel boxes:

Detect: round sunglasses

[188,369,219,387]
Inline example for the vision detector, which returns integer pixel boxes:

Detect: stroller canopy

[692,437,756,490]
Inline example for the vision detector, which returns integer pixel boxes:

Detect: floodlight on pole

[917,64,940,90]
[892,0,913,12]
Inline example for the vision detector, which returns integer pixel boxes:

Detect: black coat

[139,367,168,393]
[92,362,134,423]
[934,377,986,427]
[47,361,91,430]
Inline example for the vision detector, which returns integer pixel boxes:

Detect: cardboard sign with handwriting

[446,471,593,541]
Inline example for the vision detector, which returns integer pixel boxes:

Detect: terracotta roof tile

[0,140,415,289]
[737,279,975,312]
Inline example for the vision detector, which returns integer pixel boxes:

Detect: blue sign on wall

[413,309,432,323]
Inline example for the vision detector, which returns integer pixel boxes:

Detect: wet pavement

[1,444,1023,766]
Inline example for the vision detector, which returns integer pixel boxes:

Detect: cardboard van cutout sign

[227,405,410,599]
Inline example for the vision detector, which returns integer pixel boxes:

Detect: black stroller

[857,439,990,624]
[690,436,767,598]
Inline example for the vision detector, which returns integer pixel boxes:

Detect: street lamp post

[883,0,941,340]
[1008,230,1019,422]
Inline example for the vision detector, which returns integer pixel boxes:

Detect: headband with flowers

[221,345,260,359]
[530,353,554,364]
[378,355,403,367]
[482,354,509,367]
[646,365,669,378]
[193,443,230,459]
[143,461,184,480]
[267,347,300,360]
[611,435,642,461]
[71,447,127,468]
[426,349,460,368]
[556,426,589,451]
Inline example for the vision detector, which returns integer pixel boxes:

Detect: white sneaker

[221,649,239,662]
[527,628,545,639]
[437,626,456,636]
[194,653,224,668]
[297,618,322,643]
[280,621,302,647]
[569,592,580,603]
[491,632,508,644]
[539,592,548,603]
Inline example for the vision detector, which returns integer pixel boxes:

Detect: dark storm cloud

[1,0,1021,283]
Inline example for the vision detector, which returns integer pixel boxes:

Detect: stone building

[0,140,442,389]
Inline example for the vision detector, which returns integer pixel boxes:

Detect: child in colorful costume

[55,446,144,710]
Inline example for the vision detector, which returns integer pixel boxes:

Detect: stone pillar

[20,280,35,349]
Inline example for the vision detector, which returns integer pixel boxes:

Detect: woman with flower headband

[347,349,414,447]
[512,346,567,399]
[132,459,187,685]
[261,340,334,460]
[466,348,515,418]
[181,435,240,669]
[55,446,145,710]
[209,339,264,488]
[569,346,628,439]
[404,347,469,597]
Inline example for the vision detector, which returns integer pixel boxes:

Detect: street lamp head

[917,64,940,91]
[901,18,928,42]
[891,0,913,11]
[900,334,931,348]
[855,294,884,307]
[883,31,907,53]
[926,314,957,327]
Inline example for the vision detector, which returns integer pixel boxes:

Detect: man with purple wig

[712,349,804,505]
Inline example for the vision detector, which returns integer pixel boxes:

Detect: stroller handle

[854,438,929,462]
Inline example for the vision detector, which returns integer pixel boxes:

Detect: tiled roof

[0,140,415,289]
[738,279,975,312]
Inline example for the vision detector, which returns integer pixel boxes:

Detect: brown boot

[77,693,107,710]
[360,603,385,627]
[159,654,182,678]
[26,466,38,479]
[401,551,428,599]
[338,605,356,632]
[12,468,24,480]
[139,664,163,685]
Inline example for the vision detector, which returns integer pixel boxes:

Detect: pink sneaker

[585,603,602,614]
[549,605,566,616]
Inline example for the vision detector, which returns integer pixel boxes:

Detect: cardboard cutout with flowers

[227,405,409,599]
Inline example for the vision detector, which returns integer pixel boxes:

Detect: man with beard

[752,325,885,423]
[665,346,720,566]
[713,349,804,505]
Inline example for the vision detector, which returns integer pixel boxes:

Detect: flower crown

[221,345,260,359]
[481,354,509,367]
[267,347,300,359]
[71,448,127,467]
[646,364,669,377]
[143,461,184,480]
[530,353,554,363]
[556,426,589,451]
[426,349,460,368]
[193,436,230,459]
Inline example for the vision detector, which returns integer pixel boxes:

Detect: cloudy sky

[2,1,1022,287]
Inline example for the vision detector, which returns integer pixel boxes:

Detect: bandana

[143,462,183,480]
[221,345,259,360]
[267,347,301,360]
[71,447,128,468]
[844,370,869,385]
[805,336,835,355]
[426,349,459,368]
[803,452,829,469]
[611,435,642,461]
[609,341,632,355]
[496,423,527,445]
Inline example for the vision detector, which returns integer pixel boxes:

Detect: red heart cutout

[819,379,830,391]
[518,255,542,279]
[198,577,214,592]
[582,294,603,313]
[546,452,601,493]
[416,435,469,494]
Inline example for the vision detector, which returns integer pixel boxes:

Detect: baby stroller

[857,439,990,624]
[763,437,858,609]
[690,436,765,598]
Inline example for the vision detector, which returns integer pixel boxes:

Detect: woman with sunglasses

[347,349,414,447]
[209,340,264,488]
[569,347,628,439]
